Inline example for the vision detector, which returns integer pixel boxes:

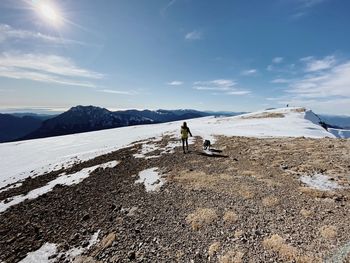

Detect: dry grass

[300,209,313,218]
[240,170,257,177]
[298,187,337,199]
[234,230,244,238]
[292,107,306,113]
[262,234,321,262]
[263,234,298,261]
[319,225,337,239]
[262,196,279,207]
[238,186,255,199]
[219,250,245,263]
[223,211,238,225]
[241,112,285,119]
[208,242,221,257]
[173,171,232,190]
[258,178,281,187]
[186,208,218,230]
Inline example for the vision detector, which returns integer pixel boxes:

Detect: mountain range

[0,106,244,143]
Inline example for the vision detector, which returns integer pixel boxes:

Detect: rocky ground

[0,135,350,263]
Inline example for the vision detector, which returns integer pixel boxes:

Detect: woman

[180,122,192,153]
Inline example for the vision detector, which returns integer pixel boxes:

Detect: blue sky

[0,0,350,114]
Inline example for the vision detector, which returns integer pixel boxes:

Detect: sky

[0,0,350,115]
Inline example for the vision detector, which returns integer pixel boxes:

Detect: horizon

[1,104,349,117]
[1,1,350,114]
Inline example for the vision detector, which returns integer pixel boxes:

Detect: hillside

[0,107,349,262]
[0,114,42,142]
[13,106,237,142]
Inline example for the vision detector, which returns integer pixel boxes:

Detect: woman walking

[180,122,192,153]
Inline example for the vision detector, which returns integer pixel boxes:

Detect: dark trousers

[182,138,188,152]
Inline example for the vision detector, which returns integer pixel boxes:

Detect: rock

[82,214,90,221]
[127,206,138,217]
[128,251,136,260]
[74,256,100,263]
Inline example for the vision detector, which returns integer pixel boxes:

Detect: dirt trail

[0,136,349,262]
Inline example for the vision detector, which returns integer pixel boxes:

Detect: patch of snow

[203,149,214,155]
[135,167,164,192]
[300,173,342,191]
[19,243,57,263]
[61,230,100,260]
[133,143,159,158]
[0,107,336,189]
[328,128,350,139]
[326,240,350,263]
[0,161,119,213]
[134,136,183,158]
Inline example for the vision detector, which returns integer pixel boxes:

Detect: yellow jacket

[181,126,192,139]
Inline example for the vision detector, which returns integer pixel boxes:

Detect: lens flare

[34,1,62,26]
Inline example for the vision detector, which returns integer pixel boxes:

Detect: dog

[203,140,211,150]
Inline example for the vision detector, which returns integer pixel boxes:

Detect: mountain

[11,112,56,121]
[318,114,350,129]
[21,106,235,141]
[0,114,43,142]
[21,106,154,140]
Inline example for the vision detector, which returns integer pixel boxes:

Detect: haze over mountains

[0,106,244,143]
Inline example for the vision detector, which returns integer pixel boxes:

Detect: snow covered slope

[0,107,338,189]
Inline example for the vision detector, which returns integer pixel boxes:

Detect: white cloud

[270,57,350,114]
[272,57,284,64]
[288,61,350,98]
[291,0,327,19]
[271,78,292,84]
[97,89,137,95]
[185,30,202,40]
[167,81,183,86]
[241,69,257,76]
[301,55,336,72]
[193,79,236,91]
[226,90,251,95]
[160,0,176,16]
[193,79,250,95]
[299,0,326,8]
[0,52,103,88]
[0,24,84,45]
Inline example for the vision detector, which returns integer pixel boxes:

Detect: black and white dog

[203,140,211,150]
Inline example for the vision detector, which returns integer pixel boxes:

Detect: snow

[19,243,57,263]
[19,230,100,263]
[135,167,164,192]
[60,230,100,260]
[0,107,336,190]
[203,149,214,155]
[0,161,119,213]
[300,173,342,191]
[133,143,160,158]
[328,128,350,139]
[133,136,183,159]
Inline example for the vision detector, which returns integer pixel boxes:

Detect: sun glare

[35,1,62,26]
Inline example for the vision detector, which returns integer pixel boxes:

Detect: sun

[35,1,62,26]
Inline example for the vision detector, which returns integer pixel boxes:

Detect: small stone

[128,251,136,260]
[82,214,90,221]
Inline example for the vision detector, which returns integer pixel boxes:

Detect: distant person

[181,122,192,153]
